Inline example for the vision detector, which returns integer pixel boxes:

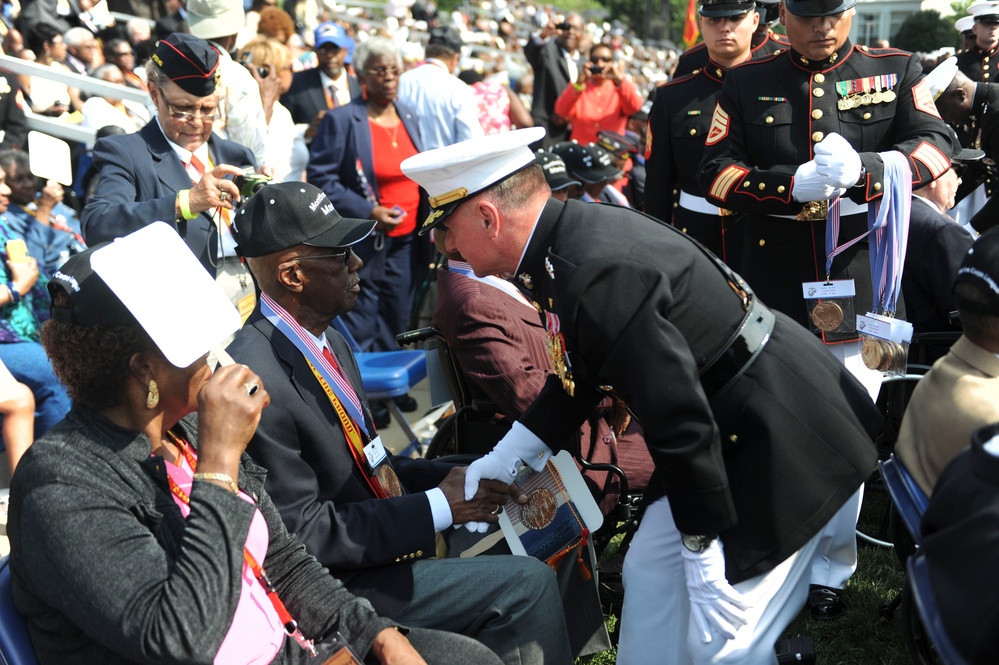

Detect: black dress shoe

[806,584,846,620]
[371,402,391,429]
[394,394,418,413]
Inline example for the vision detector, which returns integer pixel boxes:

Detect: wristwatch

[681,533,716,553]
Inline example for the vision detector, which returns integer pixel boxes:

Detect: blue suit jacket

[80,122,255,275]
[280,67,362,126]
[306,98,424,220]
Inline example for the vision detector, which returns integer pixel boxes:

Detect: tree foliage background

[893,10,958,52]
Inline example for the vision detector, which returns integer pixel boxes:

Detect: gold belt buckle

[797,200,829,222]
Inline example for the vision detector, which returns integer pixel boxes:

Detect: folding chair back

[0,557,40,665]
[906,552,969,665]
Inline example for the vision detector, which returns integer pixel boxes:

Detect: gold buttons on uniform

[812,131,824,142]
[814,73,825,83]
[416,550,424,557]
[690,128,697,135]
[863,112,871,119]
[987,73,991,79]
[874,182,882,191]
[759,239,766,246]
[716,68,723,77]
[812,109,823,119]
[766,116,774,124]
[729,434,739,443]
[758,183,766,190]
[813,88,824,97]
[986,57,991,63]
[681,227,688,233]
[777,185,786,193]
[743,181,751,187]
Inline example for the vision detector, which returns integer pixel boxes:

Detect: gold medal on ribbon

[882,90,896,102]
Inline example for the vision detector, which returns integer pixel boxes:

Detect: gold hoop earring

[146,379,159,409]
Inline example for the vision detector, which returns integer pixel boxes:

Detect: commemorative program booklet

[498,450,603,563]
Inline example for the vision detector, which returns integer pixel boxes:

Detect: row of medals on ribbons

[807,292,909,376]
[835,76,898,111]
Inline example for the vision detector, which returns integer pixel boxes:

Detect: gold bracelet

[192,472,239,494]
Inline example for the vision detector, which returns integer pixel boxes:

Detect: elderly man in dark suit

[403,127,882,665]
[81,33,260,317]
[280,21,361,141]
[225,181,575,665]
[524,12,583,147]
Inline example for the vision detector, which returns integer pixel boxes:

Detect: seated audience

[103,38,147,90]
[0,149,85,275]
[9,244,502,665]
[226,182,579,665]
[921,422,999,665]
[61,26,98,76]
[896,227,999,495]
[80,63,151,132]
[24,24,72,117]
[0,70,28,152]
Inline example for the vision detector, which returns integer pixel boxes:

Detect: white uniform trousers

[616,497,824,665]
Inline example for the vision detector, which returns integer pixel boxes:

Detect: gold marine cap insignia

[422,208,444,229]
[428,187,469,208]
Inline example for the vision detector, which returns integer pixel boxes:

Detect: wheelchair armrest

[396,327,440,347]
[575,459,630,500]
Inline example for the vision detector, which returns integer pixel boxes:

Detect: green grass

[575,487,909,664]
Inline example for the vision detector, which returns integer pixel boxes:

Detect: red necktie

[189,155,206,176]
[322,345,339,371]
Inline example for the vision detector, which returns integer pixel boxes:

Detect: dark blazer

[80,122,255,276]
[524,36,572,146]
[902,197,973,335]
[513,198,880,584]
[922,422,999,664]
[432,266,652,514]
[306,97,423,220]
[226,309,453,617]
[281,68,363,126]
[0,72,28,151]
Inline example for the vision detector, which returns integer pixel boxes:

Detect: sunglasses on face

[296,247,353,267]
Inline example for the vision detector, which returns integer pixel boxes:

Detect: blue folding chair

[330,319,427,445]
[0,556,40,665]
[907,552,969,665]
[878,454,930,546]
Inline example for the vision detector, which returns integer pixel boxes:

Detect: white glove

[461,422,551,532]
[792,161,842,202]
[682,538,749,643]
[813,132,862,189]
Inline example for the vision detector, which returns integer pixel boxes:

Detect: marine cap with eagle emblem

[401,127,546,236]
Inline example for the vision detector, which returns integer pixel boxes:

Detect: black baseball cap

[552,142,622,184]
[784,0,857,17]
[49,244,138,327]
[597,130,640,157]
[535,150,580,192]
[954,227,999,317]
[150,33,221,97]
[232,182,375,257]
[700,0,756,17]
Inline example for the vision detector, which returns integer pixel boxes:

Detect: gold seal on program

[810,300,844,331]
[520,488,558,530]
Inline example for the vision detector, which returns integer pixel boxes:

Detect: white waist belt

[679,190,721,215]
[774,198,869,220]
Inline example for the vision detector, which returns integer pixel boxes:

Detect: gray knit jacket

[7,406,397,664]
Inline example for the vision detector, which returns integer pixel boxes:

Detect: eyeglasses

[367,66,401,78]
[162,98,222,123]
[296,247,352,267]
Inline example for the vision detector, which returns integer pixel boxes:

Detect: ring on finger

[219,191,229,202]
[244,382,259,396]
[490,504,502,515]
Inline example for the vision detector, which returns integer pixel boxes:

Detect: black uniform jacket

[645,61,743,267]
[673,31,789,79]
[957,43,999,83]
[513,198,881,584]
[698,41,953,324]
[227,309,453,617]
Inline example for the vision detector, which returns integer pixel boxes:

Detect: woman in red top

[553,43,644,146]
[307,37,425,361]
